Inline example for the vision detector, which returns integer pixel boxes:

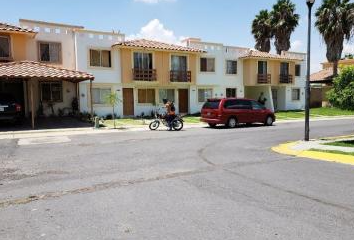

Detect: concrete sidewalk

[0,116,352,140]
[273,135,354,166]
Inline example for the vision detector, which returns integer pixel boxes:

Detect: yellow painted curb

[272,140,354,166]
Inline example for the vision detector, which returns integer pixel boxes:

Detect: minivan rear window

[0,93,15,102]
[202,100,220,109]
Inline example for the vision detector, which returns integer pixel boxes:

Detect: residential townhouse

[1,19,307,126]
[0,20,93,128]
[184,38,306,112]
[74,28,125,117]
[182,38,248,113]
[113,39,204,116]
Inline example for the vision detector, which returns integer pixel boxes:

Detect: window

[171,55,187,71]
[200,58,215,72]
[295,64,301,77]
[224,99,252,110]
[226,88,237,98]
[40,82,62,102]
[280,62,289,75]
[198,89,213,102]
[226,60,237,74]
[251,101,264,110]
[134,52,153,69]
[39,42,61,63]
[90,49,111,67]
[92,88,111,104]
[138,89,155,104]
[258,61,267,74]
[292,88,300,101]
[159,89,175,103]
[0,35,11,59]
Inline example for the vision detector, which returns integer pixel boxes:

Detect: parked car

[0,93,23,123]
[200,98,275,128]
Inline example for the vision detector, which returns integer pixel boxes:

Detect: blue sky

[2,0,354,72]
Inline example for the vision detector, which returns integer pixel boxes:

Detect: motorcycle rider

[163,99,176,131]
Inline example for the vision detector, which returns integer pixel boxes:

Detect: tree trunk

[333,61,338,77]
[113,106,116,129]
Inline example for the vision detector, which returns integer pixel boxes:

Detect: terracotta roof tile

[0,61,94,82]
[310,68,334,83]
[0,22,35,34]
[113,39,205,53]
[239,49,303,61]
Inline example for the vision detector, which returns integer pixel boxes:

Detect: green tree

[315,0,354,76]
[105,91,121,129]
[252,10,273,52]
[327,65,354,110]
[270,0,299,54]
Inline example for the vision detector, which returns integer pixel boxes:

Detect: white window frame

[200,57,215,73]
[225,60,237,75]
[0,35,11,60]
[291,88,301,101]
[159,89,175,104]
[38,41,62,64]
[92,88,112,105]
[89,49,112,68]
[198,88,213,103]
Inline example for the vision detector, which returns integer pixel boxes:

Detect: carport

[0,61,94,129]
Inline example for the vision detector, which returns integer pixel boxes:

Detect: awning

[0,61,94,82]
[0,61,94,129]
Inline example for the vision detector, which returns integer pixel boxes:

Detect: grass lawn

[310,149,354,156]
[276,107,354,120]
[102,118,149,128]
[323,140,354,148]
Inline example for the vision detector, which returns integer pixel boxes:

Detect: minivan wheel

[265,116,273,126]
[227,117,238,128]
[208,123,217,128]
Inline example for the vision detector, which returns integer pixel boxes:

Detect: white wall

[75,30,125,117]
[184,40,248,113]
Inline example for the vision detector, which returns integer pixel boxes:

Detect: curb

[272,140,354,166]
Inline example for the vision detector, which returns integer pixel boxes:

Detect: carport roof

[0,22,36,36]
[0,61,94,82]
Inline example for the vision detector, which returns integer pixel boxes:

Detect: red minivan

[201,98,275,128]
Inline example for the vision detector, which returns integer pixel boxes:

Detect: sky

[2,0,354,73]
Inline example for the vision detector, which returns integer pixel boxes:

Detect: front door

[272,89,278,111]
[178,89,189,113]
[123,88,134,116]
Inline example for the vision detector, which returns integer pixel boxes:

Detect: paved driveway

[0,119,354,239]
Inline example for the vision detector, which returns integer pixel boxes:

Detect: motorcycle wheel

[172,119,183,131]
[149,120,160,130]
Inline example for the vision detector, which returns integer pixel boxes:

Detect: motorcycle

[149,109,184,131]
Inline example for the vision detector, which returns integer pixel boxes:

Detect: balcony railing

[170,70,191,82]
[279,74,293,84]
[132,68,157,81]
[257,74,271,84]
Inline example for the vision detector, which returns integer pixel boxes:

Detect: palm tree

[270,0,299,54]
[252,10,273,52]
[105,92,121,129]
[315,0,354,76]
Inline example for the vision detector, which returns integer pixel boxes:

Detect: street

[1,119,354,240]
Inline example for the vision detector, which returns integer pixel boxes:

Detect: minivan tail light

[15,104,21,112]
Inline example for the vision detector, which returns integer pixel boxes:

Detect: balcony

[279,74,293,84]
[132,68,157,81]
[170,70,191,82]
[257,74,271,84]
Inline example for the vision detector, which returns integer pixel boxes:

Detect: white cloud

[128,19,186,44]
[343,43,354,54]
[134,0,175,4]
[290,40,303,52]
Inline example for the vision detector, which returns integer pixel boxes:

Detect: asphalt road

[0,119,354,240]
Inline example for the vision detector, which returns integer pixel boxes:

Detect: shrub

[327,66,354,110]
